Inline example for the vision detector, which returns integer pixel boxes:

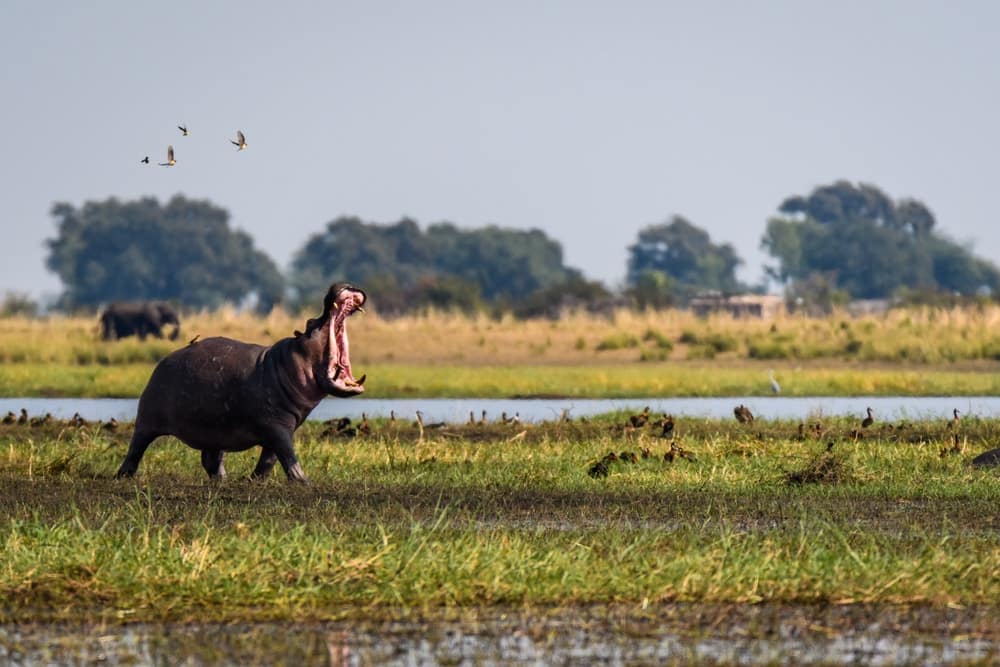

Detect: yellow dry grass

[4,303,1000,367]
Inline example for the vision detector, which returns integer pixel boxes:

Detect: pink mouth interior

[327,291,364,389]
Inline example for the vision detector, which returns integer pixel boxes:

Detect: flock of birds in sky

[140,125,247,166]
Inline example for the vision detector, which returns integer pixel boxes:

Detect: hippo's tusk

[331,302,339,310]
[356,306,365,314]
[356,374,366,385]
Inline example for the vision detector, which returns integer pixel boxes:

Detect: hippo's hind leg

[200,450,227,479]
[251,447,278,479]
[115,429,159,478]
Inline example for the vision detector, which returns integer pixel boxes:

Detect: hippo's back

[135,337,269,443]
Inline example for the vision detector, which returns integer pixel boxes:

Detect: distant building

[846,299,891,316]
[689,293,784,319]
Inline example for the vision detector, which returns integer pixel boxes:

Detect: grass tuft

[784,450,855,485]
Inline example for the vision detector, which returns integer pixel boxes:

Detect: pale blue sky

[2,1,998,301]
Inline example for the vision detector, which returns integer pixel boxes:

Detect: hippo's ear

[303,317,321,336]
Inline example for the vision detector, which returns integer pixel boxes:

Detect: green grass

[4,361,1000,398]
[1,413,998,623]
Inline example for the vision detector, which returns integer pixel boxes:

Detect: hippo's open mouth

[326,286,367,394]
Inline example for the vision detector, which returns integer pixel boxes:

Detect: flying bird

[231,130,247,150]
[178,124,189,136]
[141,156,150,164]
[159,145,176,166]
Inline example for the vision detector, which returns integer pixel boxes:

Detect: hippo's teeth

[356,374,366,385]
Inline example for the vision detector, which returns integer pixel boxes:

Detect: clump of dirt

[784,450,855,486]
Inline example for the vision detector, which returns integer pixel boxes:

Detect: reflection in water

[1,396,999,426]
[2,606,998,666]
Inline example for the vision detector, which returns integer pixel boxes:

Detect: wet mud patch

[2,604,998,666]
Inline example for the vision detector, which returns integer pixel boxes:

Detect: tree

[784,272,849,316]
[626,216,745,300]
[45,196,284,311]
[763,181,999,299]
[512,277,613,319]
[290,217,583,311]
[628,269,675,310]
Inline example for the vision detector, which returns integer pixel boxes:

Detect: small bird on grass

[861,407,874,429]
[940,433,965,457]
[658,415,675,438]
[588,451,619,479]
[734,404,754,424]
[416,410,445,429]
[502,411,523,424]
[29,412,53,427]
[629,406,650,428]
[663,442,694,463]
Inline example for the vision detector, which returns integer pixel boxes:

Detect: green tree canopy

[45,196,284,311]
[290,216,583,310]
[626,216,745,300]
[762,181,1000,299]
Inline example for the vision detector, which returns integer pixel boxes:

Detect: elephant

[99,302,181,341]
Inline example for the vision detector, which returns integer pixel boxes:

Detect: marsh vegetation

[1,410,997,624]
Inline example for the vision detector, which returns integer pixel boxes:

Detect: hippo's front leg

[262,430,308,483]
[251,447,279,479]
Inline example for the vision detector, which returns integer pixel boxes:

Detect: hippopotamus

[115,283,367,482]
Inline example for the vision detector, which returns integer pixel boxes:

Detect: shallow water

[3,605,997,666]
[1,395,997,425]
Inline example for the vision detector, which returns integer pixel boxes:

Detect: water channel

[3,395,999,425]
[3,604,998,666]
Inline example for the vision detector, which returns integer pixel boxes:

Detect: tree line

[39,181,1000,316]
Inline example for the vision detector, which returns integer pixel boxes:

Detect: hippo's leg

[262,430,308,483]
[115,429,159,478]
[200,450,227,479]
[251,447,278,479]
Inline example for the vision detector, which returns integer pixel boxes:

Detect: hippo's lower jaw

[327,372,366,397]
